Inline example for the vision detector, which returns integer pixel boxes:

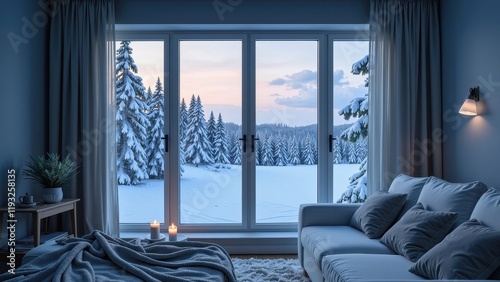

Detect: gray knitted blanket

[0,230,236,282]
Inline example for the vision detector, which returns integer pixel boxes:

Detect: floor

[231,254,298,259]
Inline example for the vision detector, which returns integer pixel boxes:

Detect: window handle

[329,135,336,152]
[161,135,168,153]
[239,135,247,153]
[251,135,259,153]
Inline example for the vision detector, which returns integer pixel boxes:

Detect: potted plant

[23,153,79,203]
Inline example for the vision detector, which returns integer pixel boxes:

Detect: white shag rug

[232,258,311,282]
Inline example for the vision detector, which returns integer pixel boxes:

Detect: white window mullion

[168,34,180,227]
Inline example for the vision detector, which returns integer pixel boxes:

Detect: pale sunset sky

[119,40,368,127]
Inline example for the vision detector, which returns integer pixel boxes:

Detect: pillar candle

[150,220,160,240]
[168,223,177,241]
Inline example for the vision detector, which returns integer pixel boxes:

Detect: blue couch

[298,174,500,282]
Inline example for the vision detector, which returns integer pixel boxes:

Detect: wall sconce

[459,86,479,116]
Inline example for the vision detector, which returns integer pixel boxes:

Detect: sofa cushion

[409,219,500,280]
[388,173,428,219]
[417,176,487,230]
[470,187,500,280]
[349,190,407,238]
[380,202,457,262]
[471,187,500,229]
[300,226,394,267]
[322,254,426,282]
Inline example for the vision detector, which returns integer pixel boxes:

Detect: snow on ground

[119,164,358,224]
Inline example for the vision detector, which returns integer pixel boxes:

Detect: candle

[150,220,160,240]
[168,223,177,241]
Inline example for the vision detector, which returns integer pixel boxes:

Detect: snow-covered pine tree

[255,137,261,166]
[185,95,214,166]
[231,133,242,165]
[283,137,290,165]
[261,136,273,166]
[337,55,369,203]
[333,140,342,164]
[214,113,230,164]
[146,87,153,104]
[303,135,315,165]
[206,111,217,161]
[146,77,165,179]
[348,142,357,164]
[273,134,288,166]
[312,137,318,165]
[270,137,278,166]
[356,139,367,163]
[298,139,305,165]
[116,40,150,185]
[289,136,301,165]
[179,98,188,176]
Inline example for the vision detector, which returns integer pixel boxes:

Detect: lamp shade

[459,98,477,116]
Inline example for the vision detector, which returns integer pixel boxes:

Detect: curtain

[48,0,118,236]
[367,0,442,194]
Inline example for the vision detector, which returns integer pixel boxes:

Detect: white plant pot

[42,187,63,203]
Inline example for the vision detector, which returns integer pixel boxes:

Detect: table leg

[33,213,40,246]
[70,203,77,237]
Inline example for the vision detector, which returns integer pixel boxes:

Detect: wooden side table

[0,199,80,247]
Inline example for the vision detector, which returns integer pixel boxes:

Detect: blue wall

[441,0,500,188]
[0,0,49,247]
[115,0,369,25]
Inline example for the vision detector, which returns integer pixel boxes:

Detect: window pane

[179,40,243,224]
[332,41,369,203]
[255,41,318,223]
[116,41,165,223]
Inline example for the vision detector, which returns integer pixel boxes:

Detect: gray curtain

[368,0,442,194]
[48,0,118,236]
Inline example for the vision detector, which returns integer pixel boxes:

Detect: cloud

[334,69,349,86]
[270,69,318,108]
[269,69,366,109]
[269,93,281,97]
[268,70,317,89]
[333,85,368,110]
[285,70,317,83]
[269,78,287,85]
[275,87,317,108]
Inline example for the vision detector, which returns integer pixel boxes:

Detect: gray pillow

[388,173,428,219]
[470,187,500,280]
[380,202,457,262]
[409,219,500,280]
[417,177,487,230]
[349,190,407,239]
[470,187,500,229]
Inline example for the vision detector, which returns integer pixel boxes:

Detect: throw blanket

[0,231,236,282]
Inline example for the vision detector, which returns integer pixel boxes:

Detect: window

[116,30,368,233]
[332,40,369,203]
[178,40,243,224]
[255,40,318,223]
[115,40,165,224]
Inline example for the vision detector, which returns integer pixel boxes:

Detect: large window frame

[116,28,368,234]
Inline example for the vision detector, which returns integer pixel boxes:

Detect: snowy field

[119,164,358,224]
